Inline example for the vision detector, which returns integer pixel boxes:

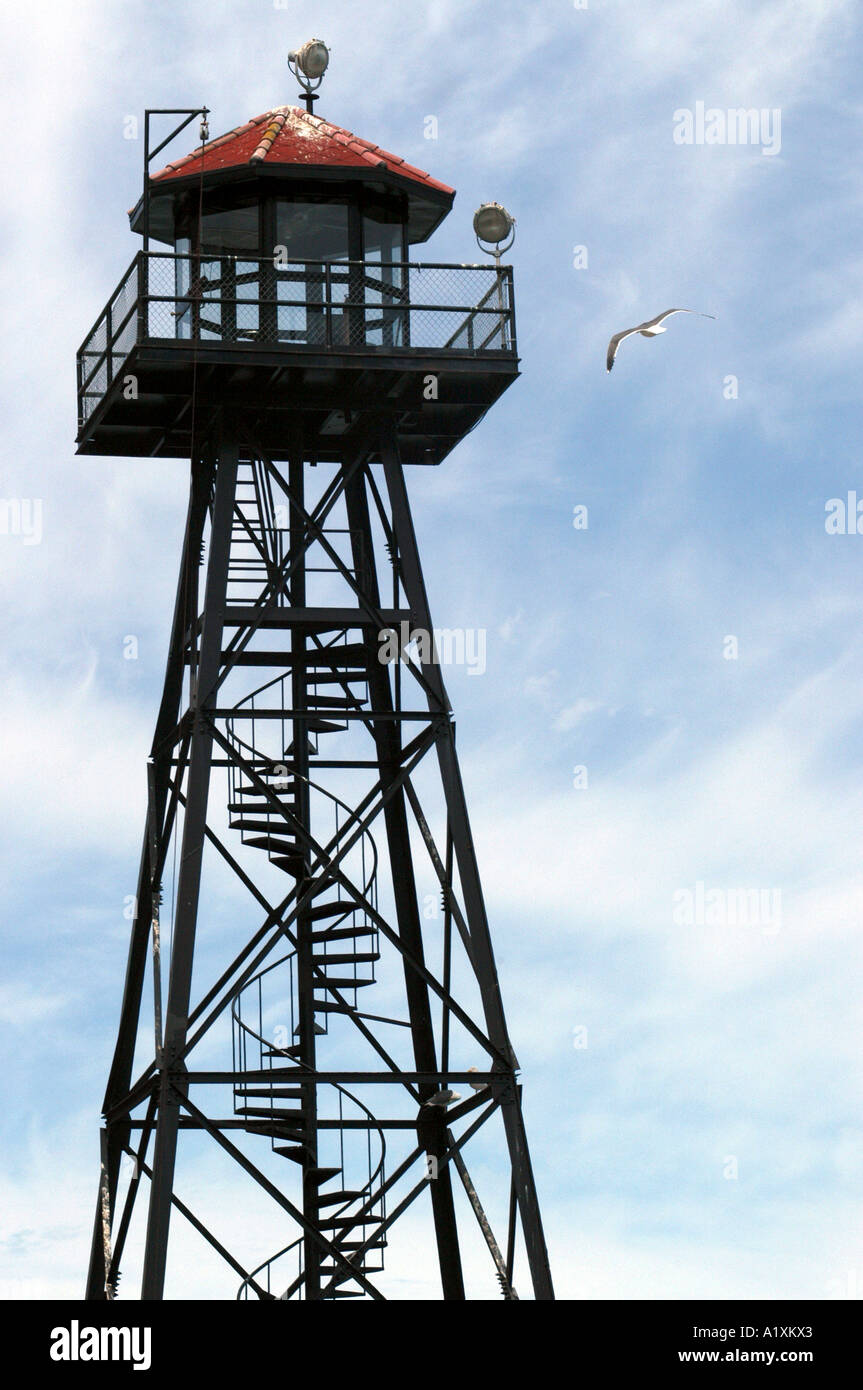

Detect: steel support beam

[140,434,238,1299]
[343,454,465,1300]
[91,414,551,1301]
[382,431,554,1301]
[86,449,213,1300]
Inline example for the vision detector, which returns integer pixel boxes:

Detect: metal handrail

[232,959,388,1301]
[77,253,516,426]
[78,253,513,350]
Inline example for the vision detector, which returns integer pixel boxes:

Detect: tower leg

[343,458,465,1300]
[88,419,552,1300]
[86,457,213,1300]
[141,439,239,1300]
[287,442,324,1300]
[382,437,555,1301]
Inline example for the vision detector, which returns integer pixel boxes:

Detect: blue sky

[1,0,862,1299]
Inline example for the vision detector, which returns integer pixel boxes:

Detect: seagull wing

[648,307,696,328]
[608,309,717,370]
[606,325,643,372]
[649,307,718,328]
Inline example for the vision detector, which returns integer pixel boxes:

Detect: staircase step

[243,1122,307,1141]
[243,835,301,854]
[303,719,346,734]
[309,1167,342,1185]
[273,1145,307,1162]
[243,759,295,772]
[292,1018,329,1037]
[315,1190,363,1208]
[228,801,297,814]
[317,1216,379,1231]
[320,1255,363,1271]
[303,644,368,666]
[305,672,366,685]
[314,977,375,990]
[231,821,300,835]
[309,925,377,945]
[312,951,380,965]
[312,1001,353,1014]
[306,696,367,709]
[230,795,294,806]
[273,856,305,876]
[236,1106,306,1122]
[334,1241,387,1251]
[234,1087,305,1100]
[263,1043,304,1059]
[305,901,356,923]
[232,787,295,799]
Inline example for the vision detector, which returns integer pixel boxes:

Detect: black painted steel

[84,155,551,1303]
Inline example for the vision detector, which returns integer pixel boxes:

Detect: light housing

[289,39,330,83]
[473,201,516,254]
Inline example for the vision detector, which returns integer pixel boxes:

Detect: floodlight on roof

[288,40,330,112]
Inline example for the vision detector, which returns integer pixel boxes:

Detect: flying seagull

[606,308,716,372]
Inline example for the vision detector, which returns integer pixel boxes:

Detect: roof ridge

[145,103,455,199]
[250,110,289,164]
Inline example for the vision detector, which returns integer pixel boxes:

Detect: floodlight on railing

[473,202,516,263]
[289,40,330,112]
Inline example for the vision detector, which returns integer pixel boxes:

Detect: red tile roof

[150,105,454,197]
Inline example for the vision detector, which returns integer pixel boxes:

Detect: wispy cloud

[1,0,861,1301]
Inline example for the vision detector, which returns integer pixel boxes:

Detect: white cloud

[0,985,72,1028]
[555,698,602,731]
[1,0,860,1302]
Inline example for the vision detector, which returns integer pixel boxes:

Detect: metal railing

[77,253,516,426]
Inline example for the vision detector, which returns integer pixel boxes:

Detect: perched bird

[606,308,716,372]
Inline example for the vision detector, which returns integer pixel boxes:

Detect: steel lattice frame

[85,413,553,1301]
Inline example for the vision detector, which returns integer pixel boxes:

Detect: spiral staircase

[227,714,393,1297]
[221,462,392,1296]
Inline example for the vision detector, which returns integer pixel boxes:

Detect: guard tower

[80,51,553,1301]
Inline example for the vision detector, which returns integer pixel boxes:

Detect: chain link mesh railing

[78,254,515,425]
[78,258,140,424]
